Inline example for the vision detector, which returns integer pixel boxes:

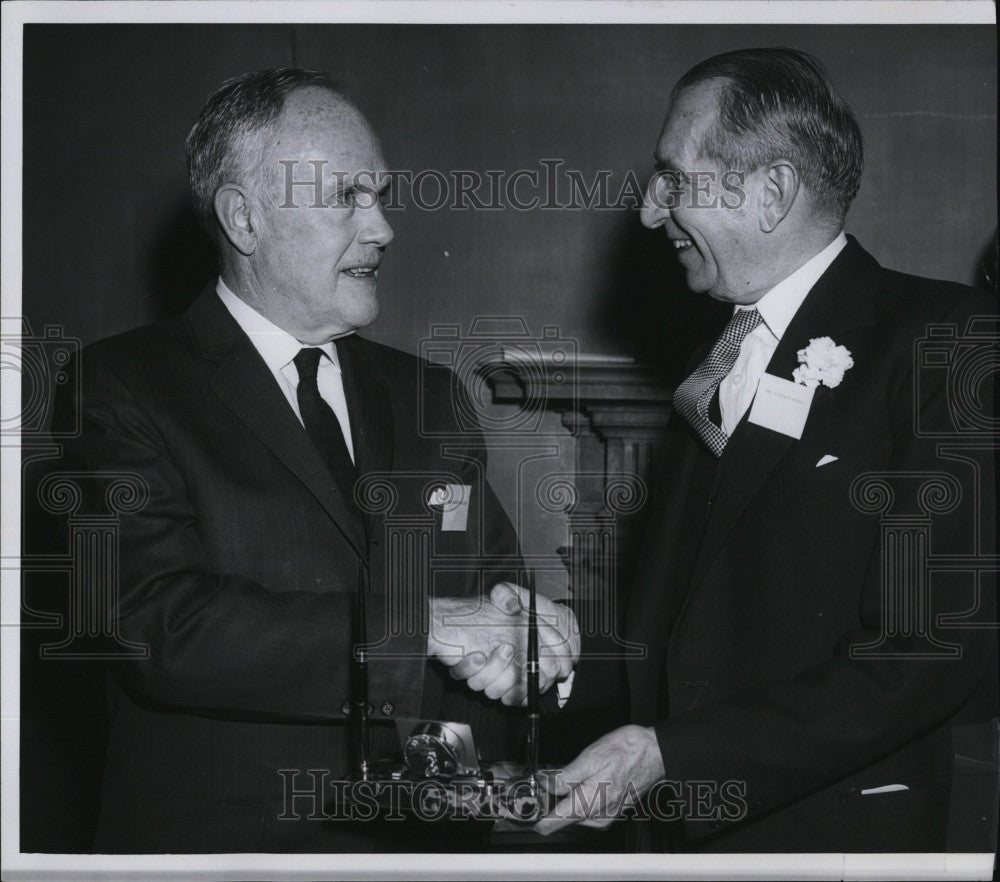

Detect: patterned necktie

[672,307,763,456]
[293,347,358,504]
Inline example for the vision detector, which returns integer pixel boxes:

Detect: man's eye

[329,185,390,209]
[654,169,684,188]
[651,170,685,209]
[330,188,356,207]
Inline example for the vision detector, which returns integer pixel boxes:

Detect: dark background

[18,23,997,852]
[23,24,997,358]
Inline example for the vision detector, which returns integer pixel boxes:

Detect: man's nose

[358,203,394,247]
[640,179,669,229]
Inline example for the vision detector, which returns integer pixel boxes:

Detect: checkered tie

[672,307,763,456]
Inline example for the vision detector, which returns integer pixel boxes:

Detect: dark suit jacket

[582,238,998,852]
[52,287,525,852]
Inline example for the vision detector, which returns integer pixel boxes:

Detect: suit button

[341,700,351,716]
[381,700,395,716]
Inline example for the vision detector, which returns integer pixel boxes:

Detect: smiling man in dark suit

[535,48,997,853]
[52,68,577,853]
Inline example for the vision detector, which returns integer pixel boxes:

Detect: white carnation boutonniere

[792,336,854,389]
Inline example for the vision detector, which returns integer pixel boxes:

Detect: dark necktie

[672,307,763,457]
[293,347,358,504]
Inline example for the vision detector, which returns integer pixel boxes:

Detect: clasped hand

[427,583,580,706]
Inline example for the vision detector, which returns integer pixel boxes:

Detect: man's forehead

[655,80,721,164]
[282,87,358,124]
[272,88,386,168]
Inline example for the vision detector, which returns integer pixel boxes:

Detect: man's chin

[682,270,714,298]
[347,300,379,332]
[299,304,379,343]
[334,288,380,332]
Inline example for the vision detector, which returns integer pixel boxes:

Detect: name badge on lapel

[427,484,472,532]
[747,373,815,440]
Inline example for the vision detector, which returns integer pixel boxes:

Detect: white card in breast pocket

[747,373,815,440]
[428,484,471,532]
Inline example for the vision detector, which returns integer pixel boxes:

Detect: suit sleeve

[52,345,427,722]
[653,295,997,832]
[404,361,530,758]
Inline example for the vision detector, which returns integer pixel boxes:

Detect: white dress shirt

[559,236,849,708]
[719,232,848,435]
[215,278,355,462]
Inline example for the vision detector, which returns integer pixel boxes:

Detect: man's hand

[533,725,665,834]
[427,583,580,706]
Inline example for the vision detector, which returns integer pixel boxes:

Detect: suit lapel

[337,335,394,479]
[184,288,368,559]
[684,237,880,595]
[625,423,707,720]
[337,335,394,543]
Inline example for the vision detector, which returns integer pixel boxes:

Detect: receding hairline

[280,84,361,118]
[656,77,727,165]
[266,86,384,155]
[664,51,863,223]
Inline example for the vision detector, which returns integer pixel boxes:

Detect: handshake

[426,583,580,706]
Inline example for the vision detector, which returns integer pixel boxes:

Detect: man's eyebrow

[328,172,392,193]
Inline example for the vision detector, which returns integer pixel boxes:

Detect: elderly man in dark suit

[52,68,577,853]
[533,48,997,853]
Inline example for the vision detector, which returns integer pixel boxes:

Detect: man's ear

[214,185,258,255]
[759,161,799,232]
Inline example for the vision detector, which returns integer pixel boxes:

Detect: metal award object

[345,565,546,825]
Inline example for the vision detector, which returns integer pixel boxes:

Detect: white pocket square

[815,454,839,467]
[860,783,909,796]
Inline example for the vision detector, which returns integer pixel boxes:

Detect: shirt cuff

[556,669,576,708]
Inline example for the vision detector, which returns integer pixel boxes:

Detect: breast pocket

[778,437,891,488]
[837,775,951,851]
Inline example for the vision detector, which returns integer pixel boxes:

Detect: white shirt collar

[215,278,341,373]
[740,232,848,340]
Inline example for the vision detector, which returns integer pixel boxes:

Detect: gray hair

[185,68,347,238]
[674,47,864,224]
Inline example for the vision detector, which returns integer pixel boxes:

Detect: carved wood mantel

[484,350,675,761]
[484,350,674,622]
[484,349,673,515]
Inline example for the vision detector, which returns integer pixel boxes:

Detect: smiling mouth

[342,266,379,278]
[671,238,694,253]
